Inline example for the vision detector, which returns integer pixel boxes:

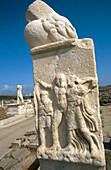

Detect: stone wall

[99,86,111,106]
[0,95,33,102]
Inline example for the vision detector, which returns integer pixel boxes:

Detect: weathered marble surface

[32,39,105,167]
[24,0,78,48]
[24,0,105,169]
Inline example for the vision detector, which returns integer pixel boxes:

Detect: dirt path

[0,116,35,150]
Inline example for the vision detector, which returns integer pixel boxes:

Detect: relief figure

[66,75,100,155]
[52,74,67,149]
[36,74,100,155]
[38,73,67,149]
[36,90,53,149]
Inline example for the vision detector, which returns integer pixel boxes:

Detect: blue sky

[0,0,111,94]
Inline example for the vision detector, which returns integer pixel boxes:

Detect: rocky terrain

[99,85,111,106]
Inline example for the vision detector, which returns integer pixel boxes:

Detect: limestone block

[24,1,105,169]
[27,142,38,149]
[7,103,26,115]
[40,160,105,170]
[31,39,105,167]
[32,44,105,164]
[11,139,21,148]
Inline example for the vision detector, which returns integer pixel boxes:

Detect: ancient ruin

[17,85,24,104]
[24,0,105,169]
[7,85,33,115]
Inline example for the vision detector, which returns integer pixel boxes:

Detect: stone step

[12,148,30,161]
[0,158,18,170]
[27,142,38,150]
[0,149,12,160]
[25,127,36,136]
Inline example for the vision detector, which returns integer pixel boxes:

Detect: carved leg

[79,128,99,156]
[64,130,74,151]
[64,109,75,151]
[51,124,61,149]
[38,127,46,150]
[51,110,62,149]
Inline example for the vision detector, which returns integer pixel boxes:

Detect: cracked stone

[12,148,30,161]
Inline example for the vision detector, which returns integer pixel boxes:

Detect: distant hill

[99,85,111,106]
[99,85,111,90]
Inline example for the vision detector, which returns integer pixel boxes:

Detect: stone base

[37,148,105,167]
[39,160,105,170]
[7,102,33,115]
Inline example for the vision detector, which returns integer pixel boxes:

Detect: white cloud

[0,85,16,92]
[0,84,33,94]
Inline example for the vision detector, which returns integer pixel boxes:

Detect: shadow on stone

[28,158,40,170]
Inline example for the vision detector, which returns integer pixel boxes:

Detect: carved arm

[38,80,52,89]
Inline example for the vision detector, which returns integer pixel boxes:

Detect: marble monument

[24,1,105,169]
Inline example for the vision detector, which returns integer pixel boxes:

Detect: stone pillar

[24,1,105,169]
[1,100,4,107]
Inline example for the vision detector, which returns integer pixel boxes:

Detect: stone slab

[25,127,36,136]
[11,139,21,148]
[27,142,38,149]
[105,149,111,170]
[40,160,105,170]
[0,158,18,170]
[28,135,36,142]
[12,148,30,161]
[0,149,12,160]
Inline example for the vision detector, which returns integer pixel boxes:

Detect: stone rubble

[11,139,21,148]
[0,158,18,170]
[99,86,111,106]
[0,125,110,169]
[11,148,30,161]
[0,127,38,169]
